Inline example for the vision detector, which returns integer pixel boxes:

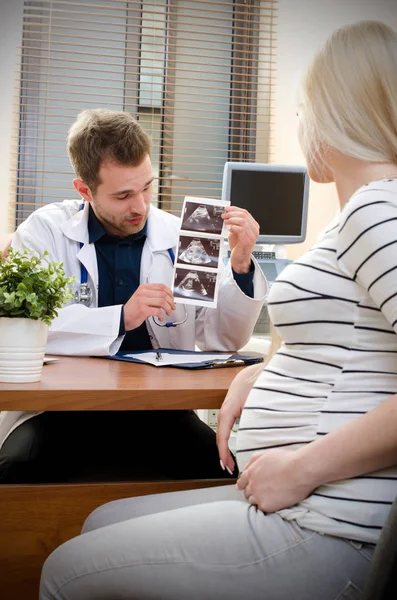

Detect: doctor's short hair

[67,109,151,193]
[298,20,397,177]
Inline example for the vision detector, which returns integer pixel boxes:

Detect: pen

[156,350,162,361]
[206,359,245,367]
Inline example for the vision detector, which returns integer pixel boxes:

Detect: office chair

[363,493,397,600]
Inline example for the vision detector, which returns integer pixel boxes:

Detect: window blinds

[11,0,277,226]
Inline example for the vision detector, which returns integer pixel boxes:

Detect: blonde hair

[67,109,151,193]
[299,21,397,175]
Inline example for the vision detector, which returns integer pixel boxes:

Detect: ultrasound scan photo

[173,268,217,303]
[177,236,220,268]
[181,202,224,235]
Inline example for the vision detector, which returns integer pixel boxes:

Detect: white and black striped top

[236,179,397,544]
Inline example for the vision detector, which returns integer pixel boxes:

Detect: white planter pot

[0,317,49,383]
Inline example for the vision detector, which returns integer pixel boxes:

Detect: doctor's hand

[236,448,315,513]
[123,283,176,331]
[217,362,264,476]
[222,206,259,274]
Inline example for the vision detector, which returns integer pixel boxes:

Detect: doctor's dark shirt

[88,206,255,351]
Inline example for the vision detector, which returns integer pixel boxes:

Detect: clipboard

[107,348,264,370]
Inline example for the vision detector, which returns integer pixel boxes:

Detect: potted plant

[0,248,74,383]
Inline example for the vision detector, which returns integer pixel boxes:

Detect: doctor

[0,109,267,484]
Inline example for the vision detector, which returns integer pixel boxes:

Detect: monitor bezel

[221,162,310,244]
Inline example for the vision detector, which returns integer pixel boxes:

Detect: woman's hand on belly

[217,362,264,475]
[236,448,315,513]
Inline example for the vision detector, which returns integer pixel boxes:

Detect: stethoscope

[74,255,93,307]
[74,204,188,328]
[152,248,188,329]
[74,202,95,307]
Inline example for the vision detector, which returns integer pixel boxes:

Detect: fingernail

[220,460,225,471]
[226,466,234,476]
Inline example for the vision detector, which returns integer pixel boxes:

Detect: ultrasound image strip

[173,196,230,308]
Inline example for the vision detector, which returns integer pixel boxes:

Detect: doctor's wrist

[230,247,254,274]
[231,258,252,274]
[231,255,254,275]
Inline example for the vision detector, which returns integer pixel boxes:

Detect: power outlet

[208,409,218,429]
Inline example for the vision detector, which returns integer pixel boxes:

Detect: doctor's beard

[90,202,150,238]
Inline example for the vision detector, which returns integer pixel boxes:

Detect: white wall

[274,0,397,259]
[0,0,24,234]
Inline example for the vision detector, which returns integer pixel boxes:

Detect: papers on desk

[123,351,233,367]
[43,356,60,365]
[106,348,264,370]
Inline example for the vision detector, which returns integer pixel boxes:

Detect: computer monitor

[221,162,309,245]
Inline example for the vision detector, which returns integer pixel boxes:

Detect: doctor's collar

[87,204,148,244]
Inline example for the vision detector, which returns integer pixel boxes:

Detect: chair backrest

[363,493,397,600]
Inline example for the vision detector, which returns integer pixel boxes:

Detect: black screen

[230,170,305,236]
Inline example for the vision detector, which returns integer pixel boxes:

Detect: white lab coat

[0,199,267,449]
[11,199,268,356]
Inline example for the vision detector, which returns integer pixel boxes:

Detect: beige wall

[274,0,397,260]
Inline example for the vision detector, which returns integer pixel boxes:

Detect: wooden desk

[0,356,244,599]
[0,355,244,411]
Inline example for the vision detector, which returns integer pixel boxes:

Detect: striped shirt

[236,179,397,544]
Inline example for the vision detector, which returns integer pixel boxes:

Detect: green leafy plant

[0,248,75,325]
